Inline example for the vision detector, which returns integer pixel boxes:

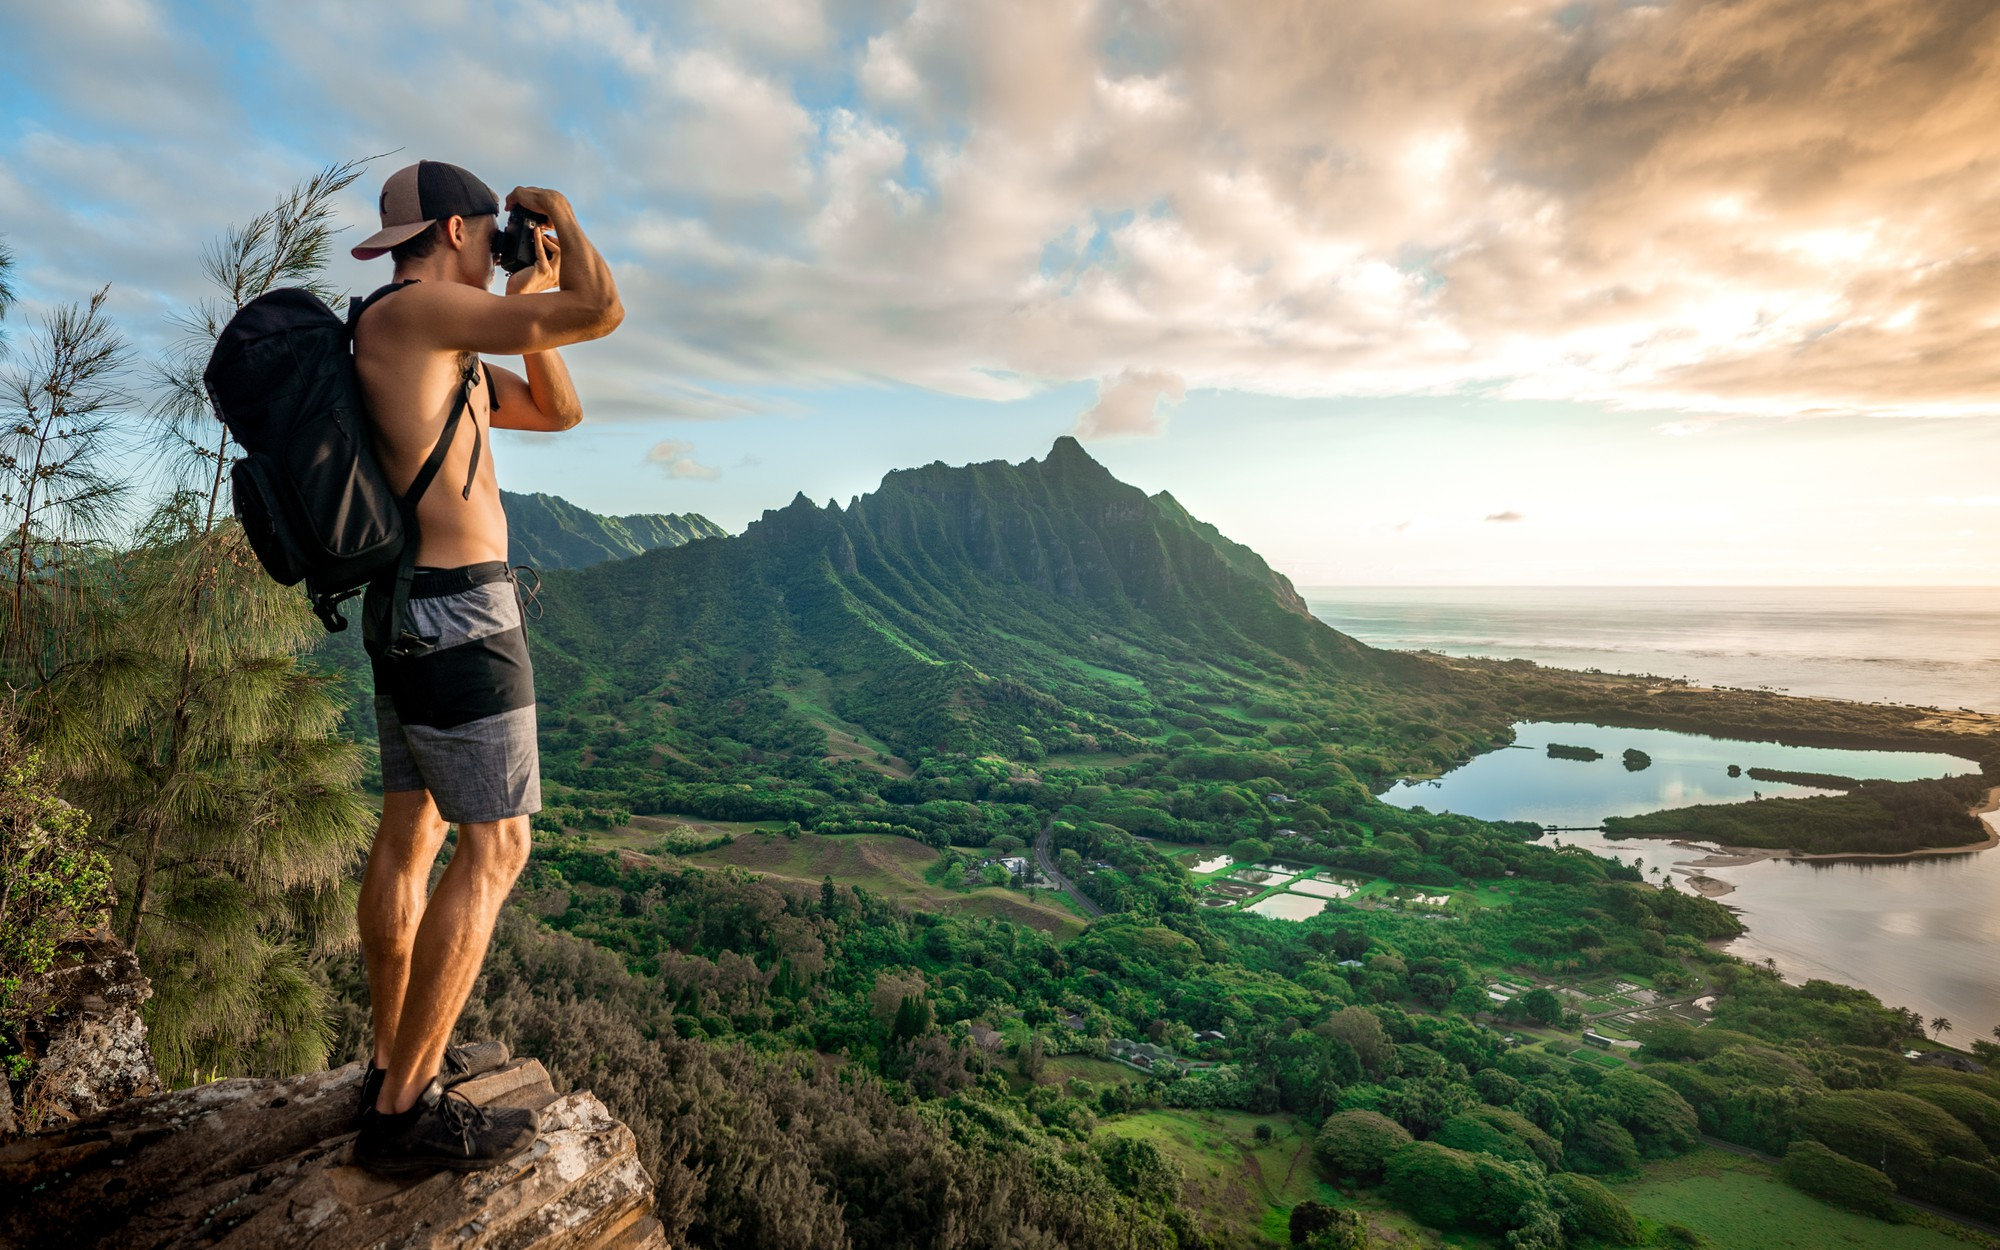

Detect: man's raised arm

[425,187,624,357]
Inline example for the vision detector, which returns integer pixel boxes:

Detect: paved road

[1033,825,1104,919]
[1697,1134,2000,1237]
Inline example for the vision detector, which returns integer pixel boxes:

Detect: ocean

[1302,586,2000,714]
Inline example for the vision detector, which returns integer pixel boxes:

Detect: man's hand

[504,186,572,219]
[505,225,560,297]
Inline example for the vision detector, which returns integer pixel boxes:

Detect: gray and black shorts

[363,562,541,824]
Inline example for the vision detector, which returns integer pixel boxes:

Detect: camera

[493,205,550,274]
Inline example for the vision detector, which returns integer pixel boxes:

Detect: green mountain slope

[527,438,1496,798]
[502,490,725,570]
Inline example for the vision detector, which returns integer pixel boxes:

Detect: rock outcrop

[3,925,161,1134]
[0,1058,666,1250]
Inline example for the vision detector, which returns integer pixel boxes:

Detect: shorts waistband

[409,561,513,599]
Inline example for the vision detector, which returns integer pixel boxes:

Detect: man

[344,160,622,1174]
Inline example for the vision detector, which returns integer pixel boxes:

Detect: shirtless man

[343,160,622,1174]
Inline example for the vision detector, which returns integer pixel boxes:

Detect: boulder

[0,1058,666,1250]
[6,925,161,1131]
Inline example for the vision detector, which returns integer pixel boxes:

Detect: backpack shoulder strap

[378,355,485,659]
[347,278,420,333]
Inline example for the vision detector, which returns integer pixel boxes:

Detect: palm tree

[1931,1016,1953,1041]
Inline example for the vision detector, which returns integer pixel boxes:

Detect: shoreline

[1662,785,2000,878]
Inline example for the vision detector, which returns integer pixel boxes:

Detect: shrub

[0,726,112,1076]
[1383,1140,1552,1234]
[1549,1172,1638,1244]
[1901,1082,2000,1153]
[1563,1117,1639,1176]
[1315,1109,1412,1182]
[1779,1140,1899,1221]
[1434,1106,1560,1171]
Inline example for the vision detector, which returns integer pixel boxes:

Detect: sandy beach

[1661,786,2000,892]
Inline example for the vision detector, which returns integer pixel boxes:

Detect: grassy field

[1035,1054,1148,1087]
[1610,1148,1993,1250]
[1097,1108,1332,1245]
[570,813,784,854]
[1096,1109,1463,1248]
[681,830,1087,937]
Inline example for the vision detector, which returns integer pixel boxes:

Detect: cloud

[646,439,721,479]
[6,0,2000,423]
[1485,510,1527,523]
[1074,368,1185,439]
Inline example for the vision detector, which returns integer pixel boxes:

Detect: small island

[1547,742,1603,762]
[1622,747,1652,771]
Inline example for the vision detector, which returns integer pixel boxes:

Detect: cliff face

[1,1058,666,1250]
[1,932,665,1250]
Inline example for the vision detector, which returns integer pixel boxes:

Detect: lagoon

[1382,720,1997,1040]
[1381,720,1978,827]
[1534,819,2000,1044]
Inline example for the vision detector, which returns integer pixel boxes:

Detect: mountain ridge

[520,437,1461,798]
[502,489,725,571]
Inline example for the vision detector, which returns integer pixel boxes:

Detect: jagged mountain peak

[526,438,1372,755]
[502,489,724,571]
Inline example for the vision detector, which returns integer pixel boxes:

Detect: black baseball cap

[351,160,501,260]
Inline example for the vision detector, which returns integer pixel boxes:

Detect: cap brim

[350,219,435,261]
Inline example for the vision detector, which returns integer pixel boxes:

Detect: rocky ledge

[0,1058,666,1250]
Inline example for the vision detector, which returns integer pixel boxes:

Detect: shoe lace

[435,1084,495,1154]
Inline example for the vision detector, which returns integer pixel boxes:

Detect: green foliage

[1434,1106,1560,1170]
[1779,1140,1900,1222]
[1291,1204,1370,1249]
[1229,837,1271,864]
[1563,1117,1641,1176]
[1314,1110,1411,1182]
[501,489,723,570]
[0,285,130,688]
[1901,1080,2000,1152]
[1603,774,1990,854]
[1547,1172,1640,1245]
[1383,1140,1554,1236]
[0,720,111,1069]
[11,164,375,1087]
[1547,744,1603,762]
[1159,1063,1257,1110]
[1503,987,1562,1025]
[1097,1134,1184,1204]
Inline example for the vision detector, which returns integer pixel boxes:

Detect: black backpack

[203,281,483,652]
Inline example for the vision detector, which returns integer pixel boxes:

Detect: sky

[1,0,1997,585]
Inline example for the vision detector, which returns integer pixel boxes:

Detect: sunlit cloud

[646,439,721,480]
[3,0,1997,429]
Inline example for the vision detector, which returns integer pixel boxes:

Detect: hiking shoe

[351,1077,540,1176]
[356,1040,511,1122]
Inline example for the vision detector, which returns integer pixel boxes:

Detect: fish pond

[1382,720,1999,1041]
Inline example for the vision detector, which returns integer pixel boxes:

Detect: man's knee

[455,815,532,884]
[370,791,449,875]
